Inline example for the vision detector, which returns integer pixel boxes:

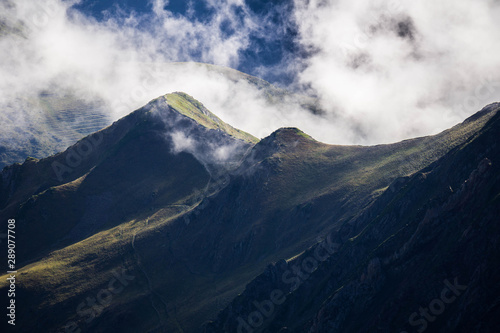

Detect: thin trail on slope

[131,218,184,332]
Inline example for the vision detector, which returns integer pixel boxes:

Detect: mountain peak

[257,127,316,149]
[162,92,258,143]
[271,127,315,141]
[237,127,318,171]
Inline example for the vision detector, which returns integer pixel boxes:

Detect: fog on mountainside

[1,0,499,167]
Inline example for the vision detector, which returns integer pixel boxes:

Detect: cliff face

[202,109,500,333]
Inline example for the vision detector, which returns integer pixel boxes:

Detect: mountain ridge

[0,94,498,333]
[0,61,318,170]
[203,105,500,332]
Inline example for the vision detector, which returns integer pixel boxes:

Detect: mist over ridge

[0,0,499,165]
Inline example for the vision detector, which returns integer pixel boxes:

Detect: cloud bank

[293,0,500,142]
[0,0,499,164]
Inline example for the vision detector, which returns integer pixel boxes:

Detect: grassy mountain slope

[165,92,258,144]
[204,103,500,333]
[0,92,253,263]
[0,95,498,332]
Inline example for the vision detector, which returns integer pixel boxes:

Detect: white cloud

[293,0,500,143]
[170,131,196,154]
[0,0,499,163]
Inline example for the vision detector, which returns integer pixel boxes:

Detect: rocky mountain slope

[203,103,500,332]
[0,92,498,332]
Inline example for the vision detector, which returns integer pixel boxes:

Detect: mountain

[0,91,498,332]
[0,0,310,169]
[0,92,256,263]
[203,103,500,333]
[0,61,318,170]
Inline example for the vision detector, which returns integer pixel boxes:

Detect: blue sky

[70,0,300,85]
